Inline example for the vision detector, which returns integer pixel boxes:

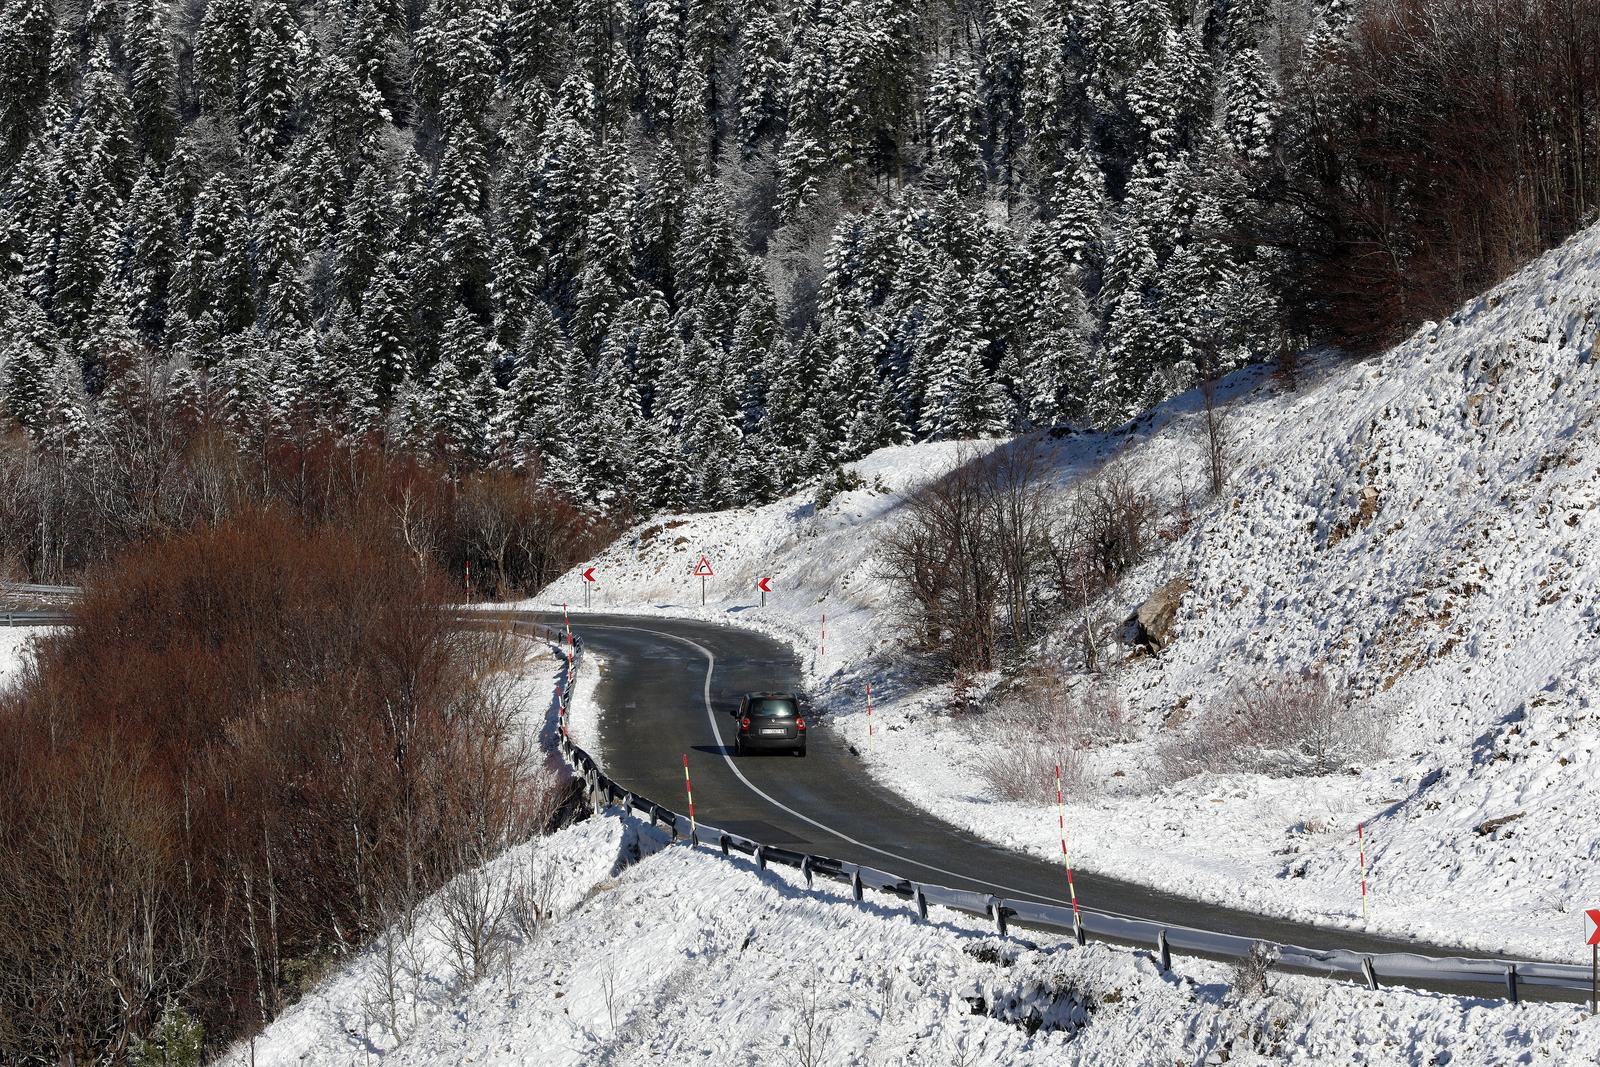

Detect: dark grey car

[733,692,807,756]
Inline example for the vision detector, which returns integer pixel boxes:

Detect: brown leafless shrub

[0,505,555,1061]
[1199,376,1229,498]
[439,844,513,987]
[1230,941,1278,1001]
[970,667,1125,803]
[0,357,620,596]
[1158,673,1383,782]
[1048,463,1154,601]
[507,849,561,944]
[880,442,1053,673]
[787,977,834,1067]
[1286,0,1600,351]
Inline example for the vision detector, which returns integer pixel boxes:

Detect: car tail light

[740,717,750,729]
[795,717,806,731]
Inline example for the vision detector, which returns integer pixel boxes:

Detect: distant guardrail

[0,582,80,598]
[0,610,72,626]
[443,619,1600,1006]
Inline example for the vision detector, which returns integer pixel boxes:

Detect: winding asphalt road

[481,609,1577,1003]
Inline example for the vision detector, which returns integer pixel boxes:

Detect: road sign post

[694,555,714,605]
[1587,909,1600,1013]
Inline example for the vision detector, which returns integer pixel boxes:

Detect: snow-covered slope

[536,440,1009,671]
[0,626,41,692]
[227,811,1600,1067]
[538,223,1600,961]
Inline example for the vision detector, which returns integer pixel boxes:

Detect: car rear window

[748,698,797,718]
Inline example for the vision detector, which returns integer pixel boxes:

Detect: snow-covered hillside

[227,810,1600,1067]
[540,223,1600,962]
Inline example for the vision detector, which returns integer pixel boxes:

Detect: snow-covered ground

[235,591,1600,1065]
[0,626,43,692]
[534,222,1600,964]
[228,810,1600,1067]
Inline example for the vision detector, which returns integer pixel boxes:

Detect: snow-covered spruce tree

[0,0,1413,534]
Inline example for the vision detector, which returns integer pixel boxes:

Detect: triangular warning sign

[693,555,715,577]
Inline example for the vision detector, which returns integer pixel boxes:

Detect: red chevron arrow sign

[758,576,772,592]
[582,567,597,582]
[1587,909,1600,945]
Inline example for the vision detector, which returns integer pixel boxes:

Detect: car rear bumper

[738,733,804,751]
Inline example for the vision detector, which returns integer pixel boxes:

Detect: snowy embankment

[540,223,1600,963]
[228,812,1600,1065]
[232,612,1600,1065]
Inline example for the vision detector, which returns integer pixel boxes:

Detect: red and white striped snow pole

[683,753,697,840]
[1056,763,1083,941]
[1358,822,1369,919]
[560,647,572,738]
[867,681,874,745]
[563,601,572,646]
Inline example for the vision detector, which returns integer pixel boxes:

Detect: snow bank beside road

[229,810,1600,1066]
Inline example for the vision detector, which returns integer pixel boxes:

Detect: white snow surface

[228,811,1600,1067]
[528,223,1600,963]
[0,626,43,692]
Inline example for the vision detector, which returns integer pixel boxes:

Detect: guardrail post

[1157,930,1170,972]
[719,833,730,857]
[990,900,1008,937]
[1361,957,1378,991]
[801,855,814,889]
[1074,918,1086,947]
[1505,964,1519,1005]
[915,887,928,922]
[754,845,766,870]
[851,871,864,902]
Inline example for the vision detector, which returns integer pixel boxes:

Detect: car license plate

[761,728,785,736]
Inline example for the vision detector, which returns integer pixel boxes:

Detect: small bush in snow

[972,668,1126,802]
[815,465,866,509]
[787,977,834,1067]
[1159,673,1382,781]
[1230,941,1278,1001]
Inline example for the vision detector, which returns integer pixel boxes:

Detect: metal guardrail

[505,621,1600,1003]
[0,610,72,626]
[0,582,80,598]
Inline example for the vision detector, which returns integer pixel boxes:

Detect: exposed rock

[1328,486,1380,547]
[1474,813,1524,836]
[1129,578,1191,653]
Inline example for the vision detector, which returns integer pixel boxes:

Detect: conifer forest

[3,0,1600,576]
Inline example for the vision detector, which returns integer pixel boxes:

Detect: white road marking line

[585,621,1146,915]
[517,613,1507,974]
